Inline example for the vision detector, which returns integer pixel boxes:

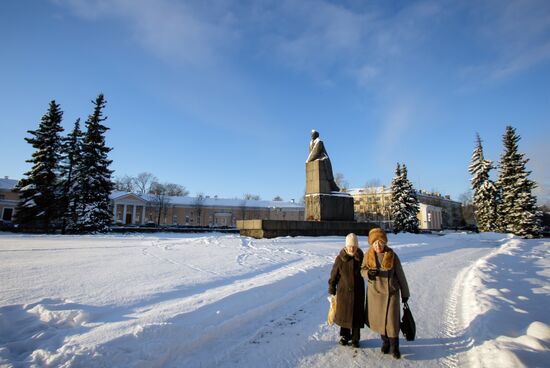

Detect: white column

[132,205,137,225]
[142,206,146,225]
[123,205,127,224]
[113,203,117,223]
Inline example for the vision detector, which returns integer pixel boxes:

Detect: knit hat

[368,228,387,245]
[345,233,359,247]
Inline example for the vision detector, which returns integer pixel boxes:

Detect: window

[2,208,13,221]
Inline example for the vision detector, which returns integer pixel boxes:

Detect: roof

[0,178,18,190]
[349,186,459,203]
[348,187,391,195]
[110,191,304,209]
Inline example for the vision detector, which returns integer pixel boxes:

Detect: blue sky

[1,0,549,204]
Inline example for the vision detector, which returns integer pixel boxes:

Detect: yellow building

[349,187,393,230]
[349,186,463,231]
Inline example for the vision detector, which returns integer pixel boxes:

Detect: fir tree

[59,119,84,233]
[496,126,542,237]
[401,164,420,233]
[390,163,406,233]
[76,94,114,232]
[390,163,420,233]
[468,133,498,232]
[14,101,64,231]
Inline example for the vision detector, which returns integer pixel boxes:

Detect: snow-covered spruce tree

[495,126,542,237]
[76,94,114,232]
[468,133,498,232]
[401,164,420,233]
[14,101,64,231]
[390,163,406,233]
[59,119,84,233]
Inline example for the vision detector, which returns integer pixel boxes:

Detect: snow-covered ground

[0,232,548,367]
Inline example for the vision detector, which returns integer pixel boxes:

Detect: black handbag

[400,302,416,341]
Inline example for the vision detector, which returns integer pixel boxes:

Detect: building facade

[0,177,18,223]
[0,179,305,229]
[349,186,464,231]
[415,190,464,229]
[110,191,304,227]
[418,203,443,230]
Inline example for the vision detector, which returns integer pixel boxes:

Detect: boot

[390,338,401,359]
[380,335,390,354]
[339,328,351,346]
[351,328,360,348]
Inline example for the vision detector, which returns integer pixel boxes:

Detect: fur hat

[368,228,387,245]
[345,233,358,247]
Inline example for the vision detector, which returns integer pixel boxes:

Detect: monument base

[305,193,355,221]
[237,219,375,239]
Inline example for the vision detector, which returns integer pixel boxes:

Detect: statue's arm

[306,140,324,163]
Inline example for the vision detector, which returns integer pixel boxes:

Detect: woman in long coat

[361,228,410,359]
[328,233,365,347]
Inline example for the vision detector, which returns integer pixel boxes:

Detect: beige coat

[361,246,410,338]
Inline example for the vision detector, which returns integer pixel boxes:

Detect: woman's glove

[402,297,409,303]
[367,269,379,280]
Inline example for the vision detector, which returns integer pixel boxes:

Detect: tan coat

[328,248,365,329]
[361,246,410,338]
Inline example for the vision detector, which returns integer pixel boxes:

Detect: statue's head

[311,129,319,140]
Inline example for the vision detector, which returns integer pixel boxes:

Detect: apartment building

[349,186,464,230]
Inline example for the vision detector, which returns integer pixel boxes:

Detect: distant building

[0,177,305,228]
[110,192,304,227]
[349,186,393,230]
[0,177,18,222]
[415,190,464,229]
[418,203,443,230]
[349,186,464,231]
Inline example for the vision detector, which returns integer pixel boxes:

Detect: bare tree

[239,199,248,221]
[149,182,170,226]
[113,175,135,192]
[459,190,475,226]
[272,195,283,201]
[335,173,349,192]
[134,172,157,195]
[164,183,189,197]
[193,192,206,226]
[243,193,261,200]
[364,178,382,188]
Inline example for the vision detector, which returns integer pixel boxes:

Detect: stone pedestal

[305,193,355,221]
[306,160,333,194]
[237,219,375,239]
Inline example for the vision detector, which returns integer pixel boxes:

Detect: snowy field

[0,232,548,367]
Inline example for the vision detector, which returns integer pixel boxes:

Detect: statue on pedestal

[306,130,340,192]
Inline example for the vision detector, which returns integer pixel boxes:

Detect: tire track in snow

[441,266,472,368]
[142,240,221,276]
[440,239,513,368]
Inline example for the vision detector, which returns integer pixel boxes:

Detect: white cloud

[460,0,550,84]
[58,0,237,67]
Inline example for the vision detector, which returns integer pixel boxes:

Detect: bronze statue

[306,130,340,192]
